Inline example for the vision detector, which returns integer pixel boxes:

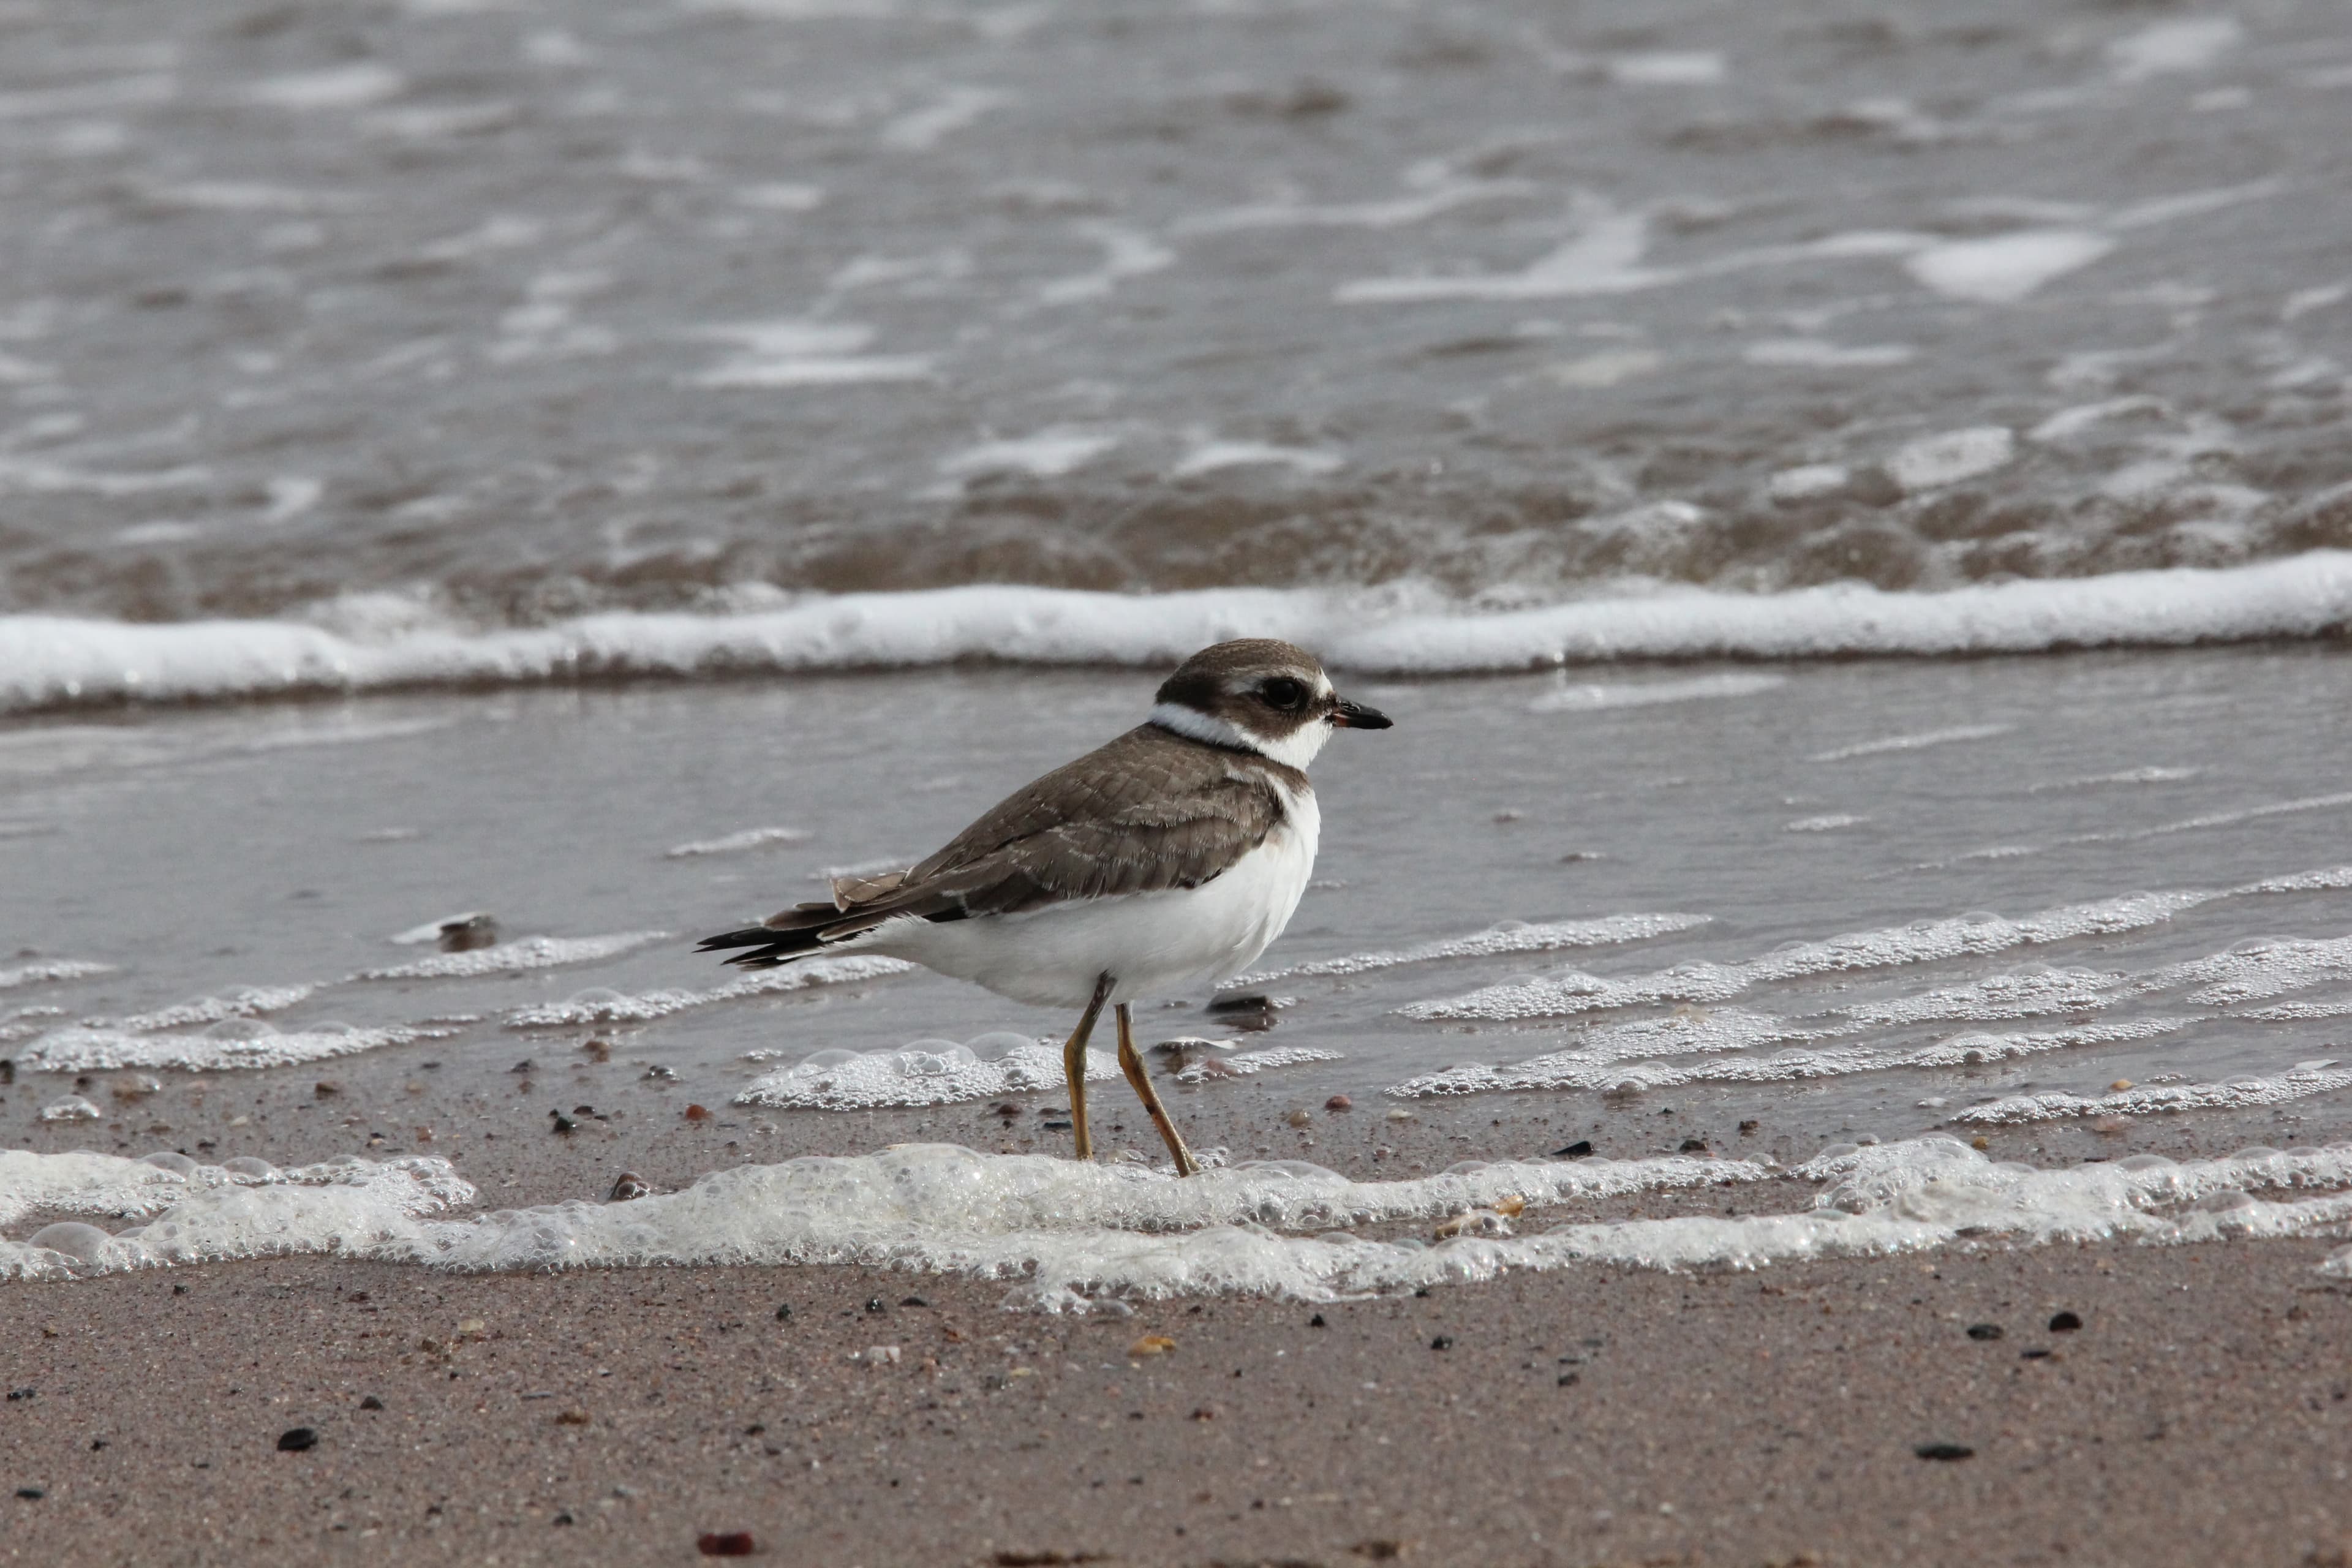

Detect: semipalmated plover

[698,638,1392,1175]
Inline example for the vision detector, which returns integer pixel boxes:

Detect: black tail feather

[696,914,834,970]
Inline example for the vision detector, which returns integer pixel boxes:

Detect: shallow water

[4,651,2351,1291]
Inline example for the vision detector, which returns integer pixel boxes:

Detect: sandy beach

[5,1214,2348,1567]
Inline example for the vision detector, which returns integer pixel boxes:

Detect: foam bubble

[1387,1018,2184,1099]
[354,932,666,981]
[8,556,2352,713]
[1172,1046,1344,1084]
[507,955,911,1027]
[1784,814,1866,833]
[241,64,406,111]
[38,1095,100,1121]
[1241,913,1709,982]
[97,984,317,1032]
[736,1036,1114,1110]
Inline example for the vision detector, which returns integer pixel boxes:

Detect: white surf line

[1902,794,2352,873]
[12,1139,2352,1305]
[353,931,668,981]
[0,959,114,991]
[17,1021,454,1073]
[1389,1018,2187,1098]
[9,553,2352,713]
[89,984,319,1032]
[1809,723,2011,762]
[1239,912,1709,984]
[737,1040,1123,1111]
[1404,864,2352,1024]
[1954,1060,2352,1124]
[1403,888,2207,1022]
[508,954,913,1027]
[663,825,810,858]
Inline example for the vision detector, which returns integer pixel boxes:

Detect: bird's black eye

[1260,676,1308,712]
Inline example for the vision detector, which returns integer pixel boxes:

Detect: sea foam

[5,554,2351,713]
[9,1139,2351,1306]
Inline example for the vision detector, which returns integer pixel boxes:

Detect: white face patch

[1148,701,1333,769]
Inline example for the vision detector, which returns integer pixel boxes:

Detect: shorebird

[696,639,1392,1175]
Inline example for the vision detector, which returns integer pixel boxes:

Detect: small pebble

[1557,1373,1579,1387]
[1385,1108,1415,1122]
[1285,1110,1311,1128]
[1970,1136,1991,1151]
[1913,1442,1973,1461]
[1308,1314,1326,1328]
[1738,1119,1760,1134]
[774,1304,793,1321]
[1552,1140,1594,1159]
[360,1396,384,1411]
[2049,1311,2082,1332]
[1324,1095,1352,1112]
[549,1110,577,1135]
[696,1531,758,1557]
[865,1297,887,1314]
[1966,1324,2004,1341]
[1678,1137,1708,1153]
[557,1410,591,1426]
[608,1172,650,1202]
[508,1060,534,1076]
[683,1104,710,1121]
[15,1488,43,1501]
[1128,1335,1176,1358]
[899,1296,929,1308]
[276,1428,318,1453]
[580,1039,611,1063]
[1430,1335,1453,1351]
[312,1082,341,1099]
[2109,1079,2133,1091]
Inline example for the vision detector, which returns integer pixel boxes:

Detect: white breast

[861,780,1321,1009]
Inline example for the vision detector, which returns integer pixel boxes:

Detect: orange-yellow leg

[1062,973,1114,1161]
[1116,1001,1202,1177]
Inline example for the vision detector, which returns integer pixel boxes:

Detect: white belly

[859,787,1320,1009]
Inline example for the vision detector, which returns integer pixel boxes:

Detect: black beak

[1329,696,1393,731]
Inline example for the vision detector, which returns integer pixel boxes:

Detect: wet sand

[3,1223,2348,1567]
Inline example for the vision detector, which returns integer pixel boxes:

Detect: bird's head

[1147,638,1392,768]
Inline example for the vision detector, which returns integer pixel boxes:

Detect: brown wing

[697,725,1290,967]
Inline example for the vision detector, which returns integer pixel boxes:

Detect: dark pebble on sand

[1558,1373,1579,1387]
[1325,1095,1352,1111]
[696,1531,757,1556]
[1678,1137,1709,1153]
[1738,1119,1759,1133]
[609,1172,650,1202]
[1552,1140,1594,1159]
[2049,1310,2082,1332]
[276,1428,318,1452]
[865,1297,887,1314]
[684,1103,710,1120]
[89,1440,106,1451]
[360,1396,383,1411]
[549,1110,577,1134]
[774,1304,793,1321]
[2021,1348,2053,1360]
[4,1389,31,1402]
[509,1060,533,1075]
[1430,1335,1453,1351]
[1914,1442,1974,1461]
[313,1081,341,1098]
[15,1488,42,1501]
[1966,1323,2005,1341]
[1042,1120,1072,1131]
[552,1512,574,1526]
[900,1296,929,1308]
[1309,1314,1326,1327]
